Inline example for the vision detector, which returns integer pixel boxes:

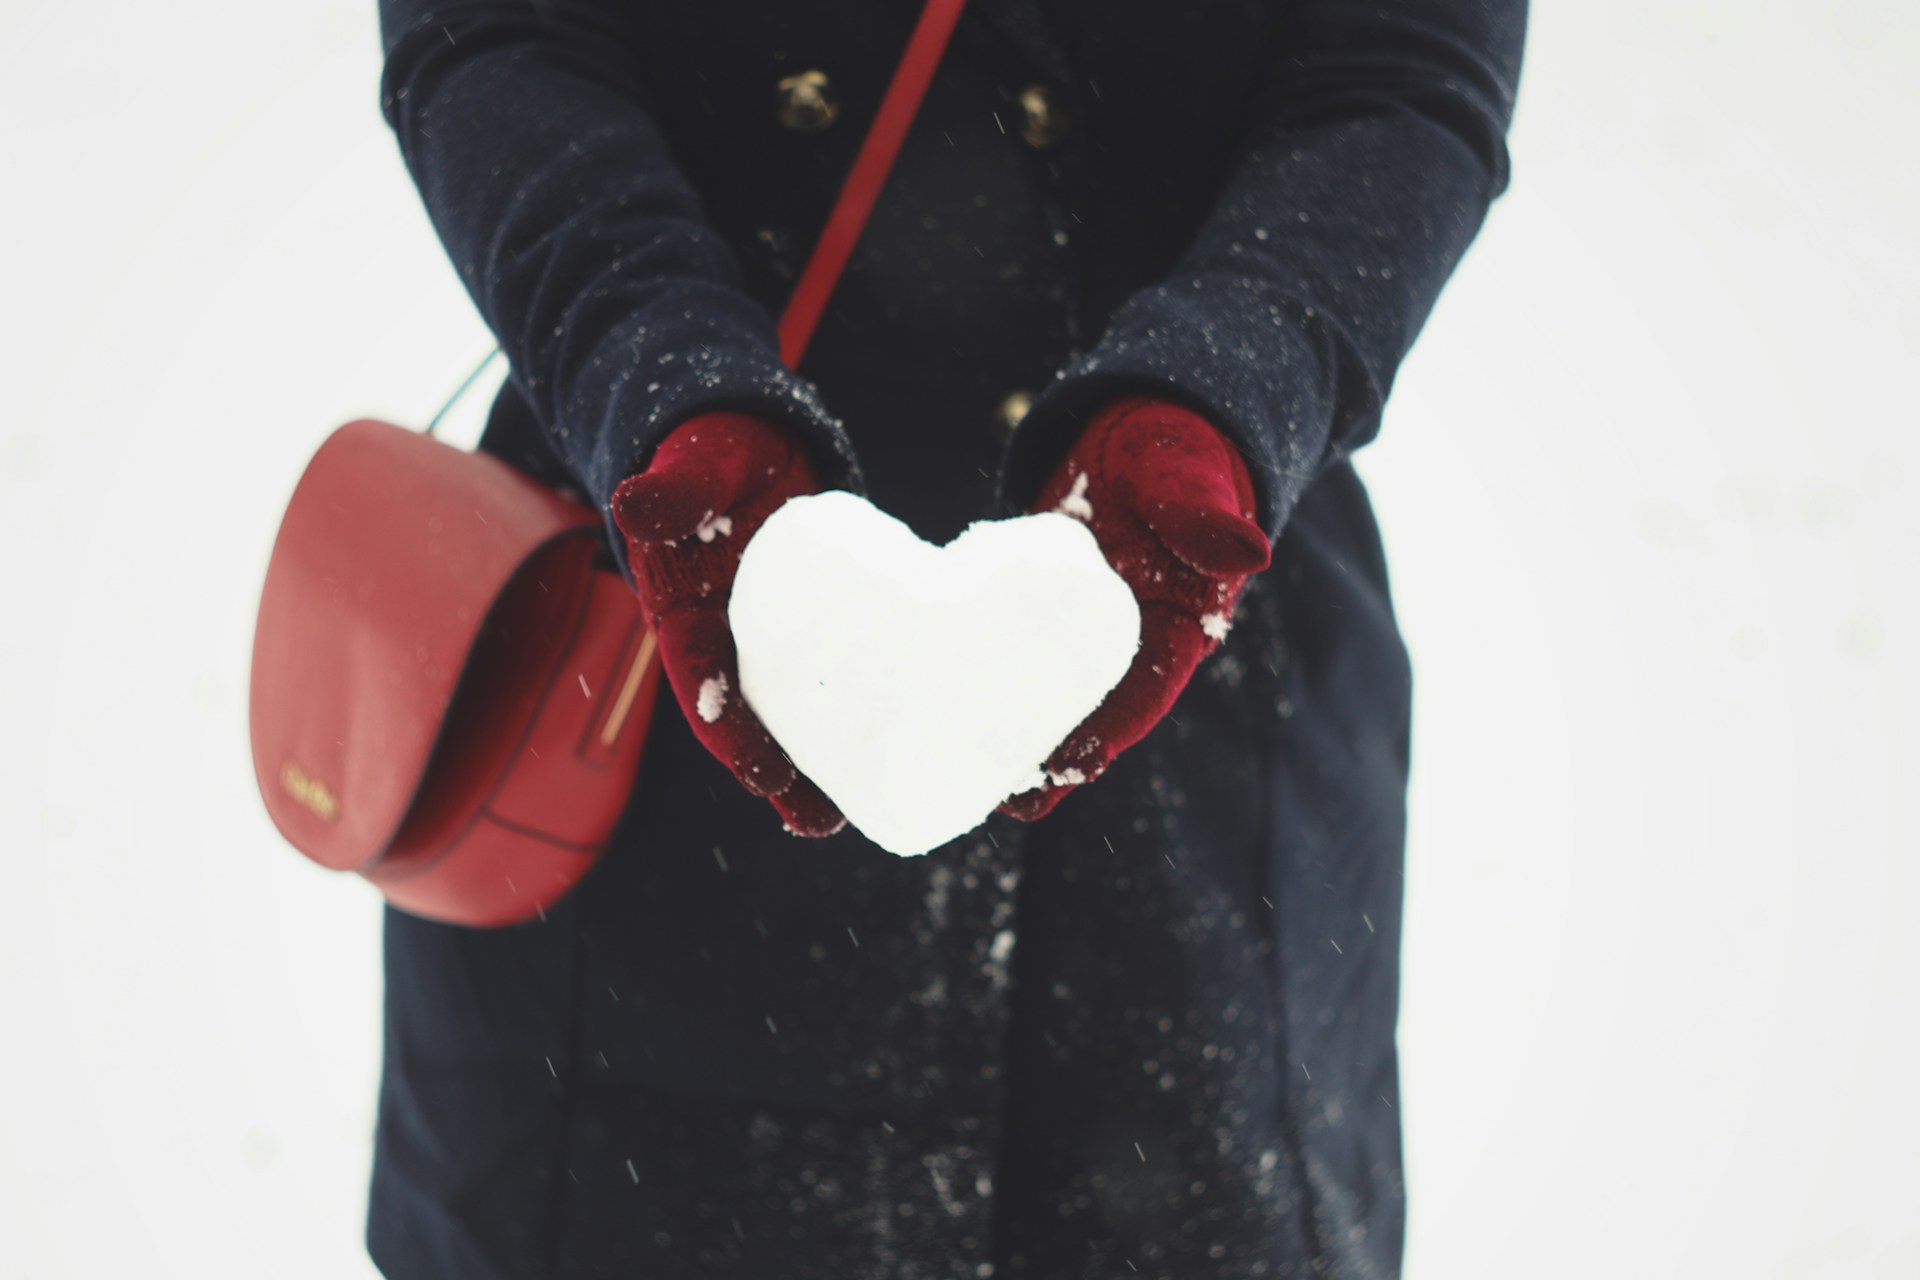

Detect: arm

[377,0,862,580]
[999,0,1526,818]
[1000,0,1528,540]
[380,0,858,832]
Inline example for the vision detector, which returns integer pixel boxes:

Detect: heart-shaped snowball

[729,490,1140,855]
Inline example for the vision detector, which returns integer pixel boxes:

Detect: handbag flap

[248,419,602,871]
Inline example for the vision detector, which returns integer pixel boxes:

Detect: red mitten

[1000,396,1272,821]
[610,413,845,836]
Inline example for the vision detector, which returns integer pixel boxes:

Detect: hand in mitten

[610,412,845,836]
[1000,396,1271,821]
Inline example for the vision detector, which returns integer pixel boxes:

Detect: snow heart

[729,490,1141,856]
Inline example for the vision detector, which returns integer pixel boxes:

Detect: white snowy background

[1,0,1914,1275]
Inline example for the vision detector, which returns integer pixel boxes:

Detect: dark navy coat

[368,2,1524,1276]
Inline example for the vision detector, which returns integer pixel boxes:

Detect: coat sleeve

[377,0,861,573]
[1000,0,1528,540]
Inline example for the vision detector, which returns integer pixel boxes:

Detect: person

[367,1,1525,1276]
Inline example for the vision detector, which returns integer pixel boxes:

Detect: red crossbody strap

[777,0,968,369]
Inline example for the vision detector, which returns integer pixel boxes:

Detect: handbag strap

[777,0,968,367]
[428,0,965,435]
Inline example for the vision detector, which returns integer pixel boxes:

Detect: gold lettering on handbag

[280,761,341,822]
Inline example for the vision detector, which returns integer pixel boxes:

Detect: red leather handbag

[249,0,966,926]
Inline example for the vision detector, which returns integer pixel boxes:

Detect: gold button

[776,70,839,134]
[1017,84,1068,150]
[993,389,1035,440]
